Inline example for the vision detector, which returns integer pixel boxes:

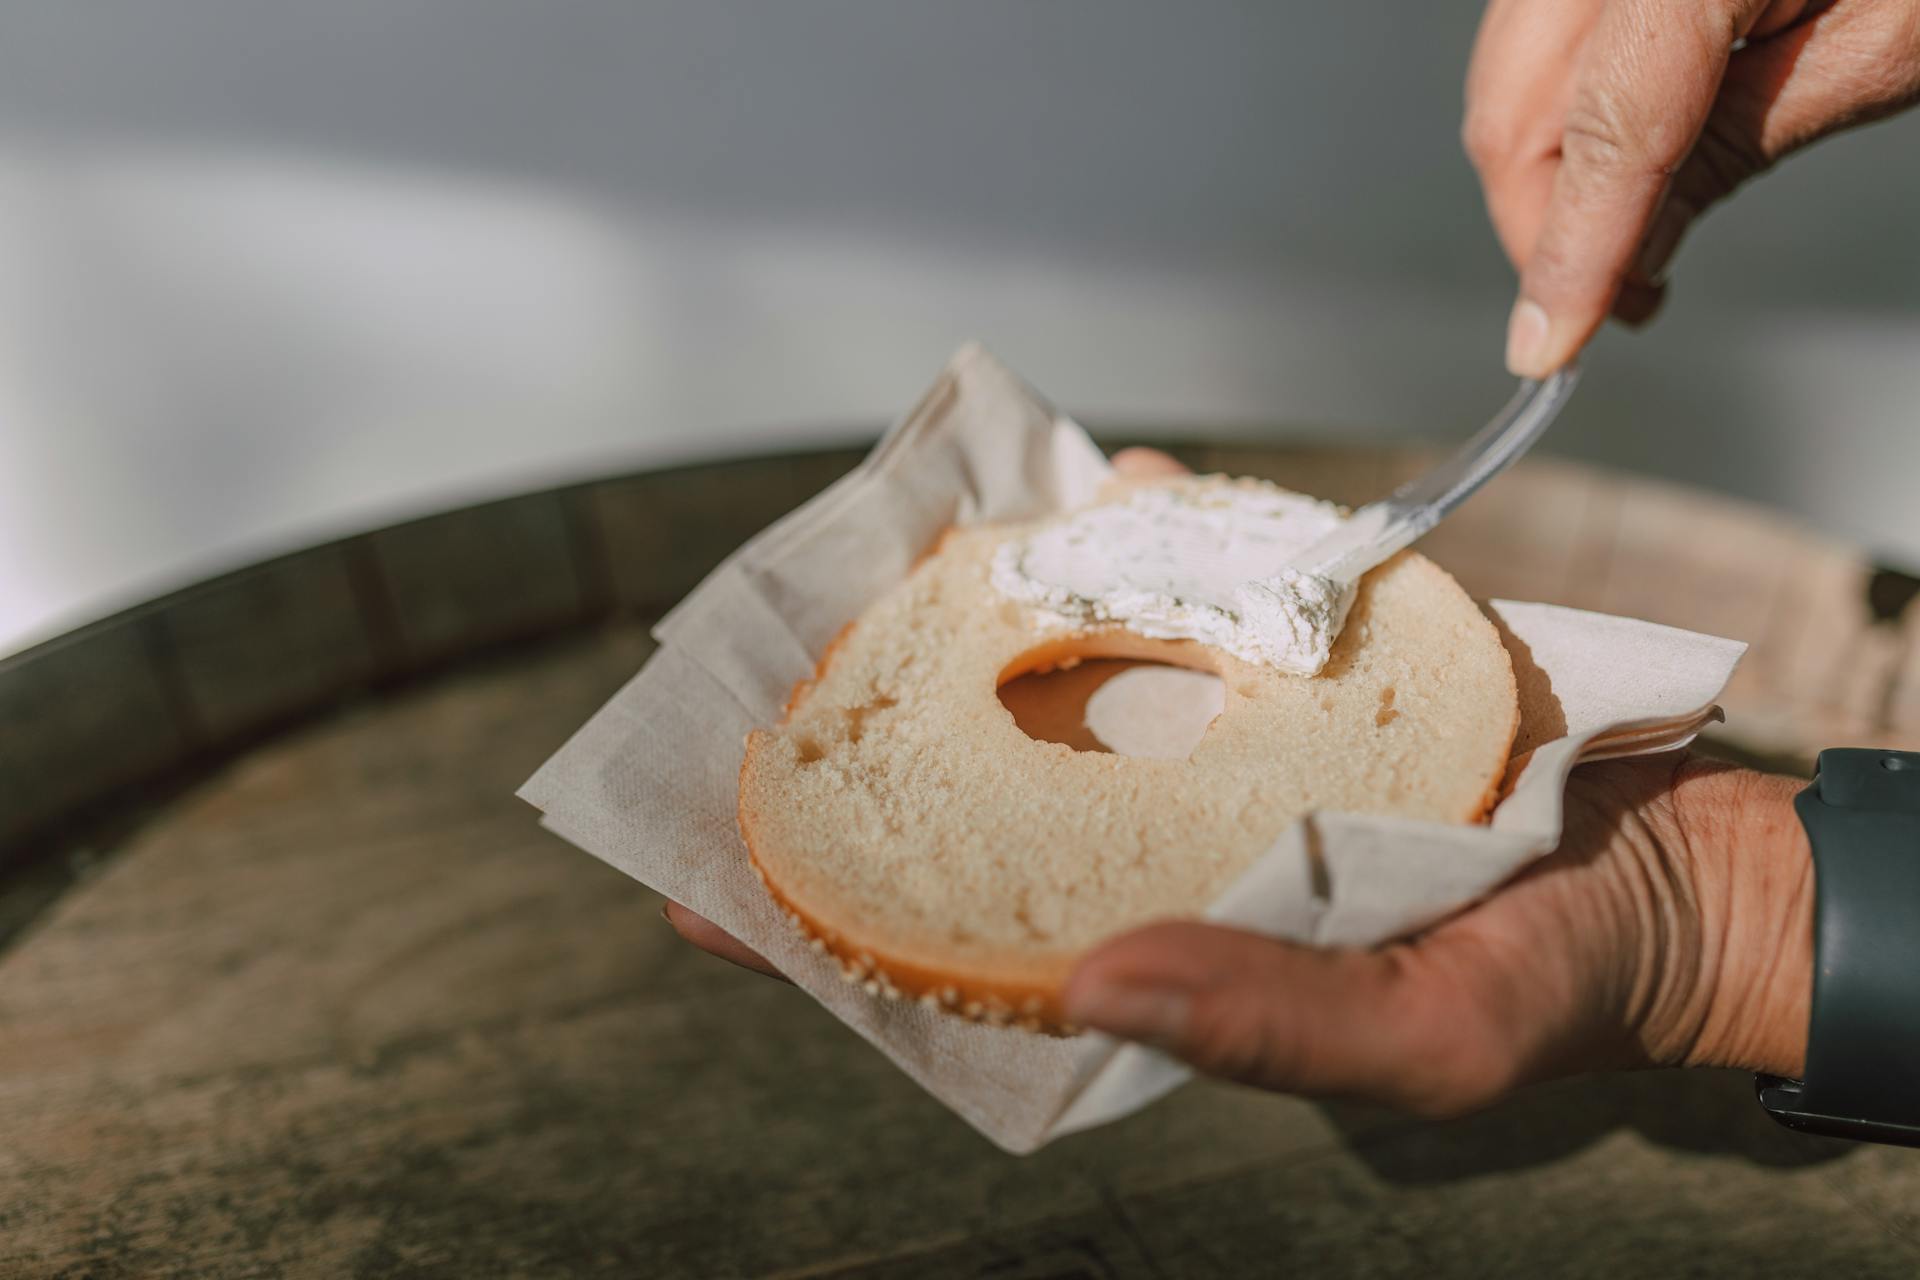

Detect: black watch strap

[1757,748,1920,1146]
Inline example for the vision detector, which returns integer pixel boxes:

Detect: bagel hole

[998,658,1225,760]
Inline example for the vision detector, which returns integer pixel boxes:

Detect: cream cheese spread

[990,484,1355,676]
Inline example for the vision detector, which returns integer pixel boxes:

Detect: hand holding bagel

[667,450,1816,1116]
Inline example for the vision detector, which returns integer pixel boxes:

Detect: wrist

[1671,763,1813,1078]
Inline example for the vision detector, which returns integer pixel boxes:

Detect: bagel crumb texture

[738,475,1518,1033]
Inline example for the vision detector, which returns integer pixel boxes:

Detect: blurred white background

[2,1,1917,653]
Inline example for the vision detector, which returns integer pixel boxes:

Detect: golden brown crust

[739,822,1079,1033]
[1465,618,1522,826]
[740,617,1083,1033]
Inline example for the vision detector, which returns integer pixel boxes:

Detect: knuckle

[1827,11,1920,113]
[1179,988,1299,1088]
[1460,108,1510,171]
[1174,948,1530,1117]
[1378,960,1522,1119]
[1699,0,1753,37]
[1561,86,1685,177]
[1560,98,1641,173]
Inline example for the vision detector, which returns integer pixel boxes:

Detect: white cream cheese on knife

[990,483,1355,676]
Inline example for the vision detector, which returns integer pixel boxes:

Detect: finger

[1611,277,1668,326]
[1483,155,1562,280]
[662,900,790,981]
[1064,921,1538,1118]
[1745,0,1832,39]
[1508,0,1772,377]
[1632,3,1920,289]
[1463,0,1608,270]
[1110,447,1190,479]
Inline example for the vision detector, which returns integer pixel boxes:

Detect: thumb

[1625,7,1920,317]
[1063,921,1525,1118]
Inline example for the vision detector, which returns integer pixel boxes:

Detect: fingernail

[1064,980,1192,1051]
[1504,298,1551,378]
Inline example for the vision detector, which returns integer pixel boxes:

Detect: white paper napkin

[521,344,1746,1153]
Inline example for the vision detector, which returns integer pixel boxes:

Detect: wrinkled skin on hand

[1465,0,1920,374]
[1059,755,1810,1117]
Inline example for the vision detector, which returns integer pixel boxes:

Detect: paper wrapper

[520,345,1746,1154]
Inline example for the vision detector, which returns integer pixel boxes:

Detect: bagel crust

[738,476,1519,1033]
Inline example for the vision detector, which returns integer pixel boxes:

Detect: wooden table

[5,441,1919,1277]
